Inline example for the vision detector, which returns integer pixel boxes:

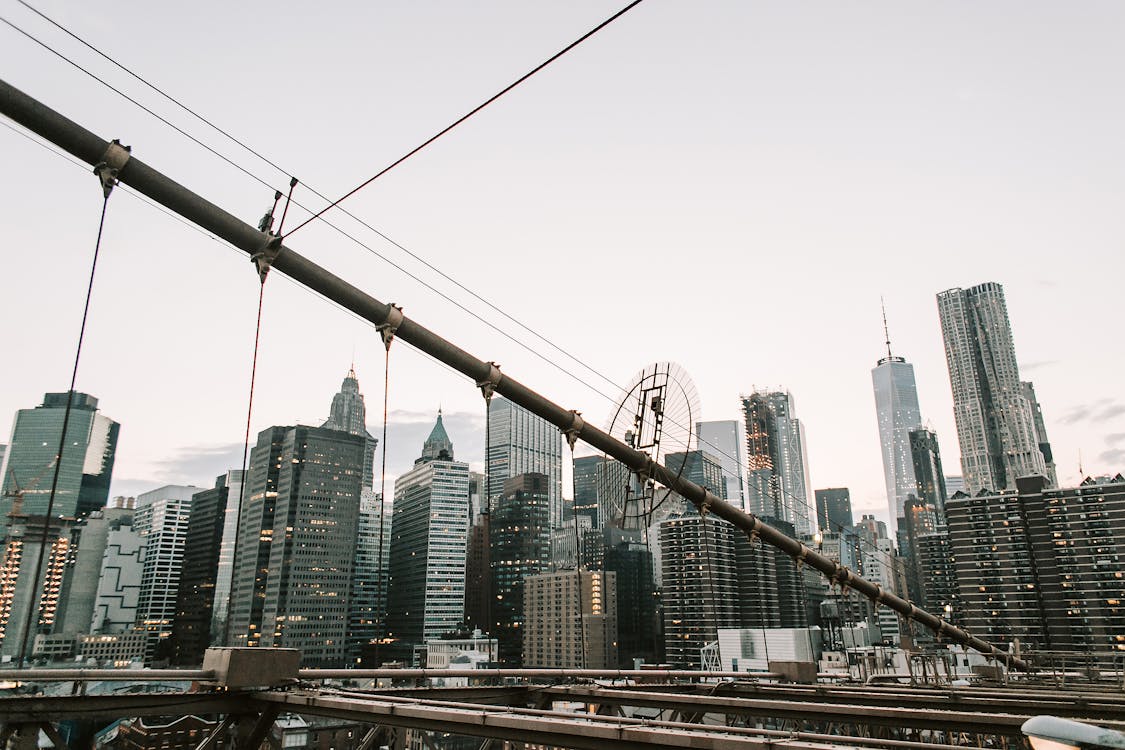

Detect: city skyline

[2,2,1124,527]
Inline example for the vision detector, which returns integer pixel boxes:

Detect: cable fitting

[377,304,404,350]
[475,362,502,403]
[561,410,584,451]
[700,490,715,517]
[93,139,131,198]
[251,234,282,283]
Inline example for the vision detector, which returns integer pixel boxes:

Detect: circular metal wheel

[600,362,701,531]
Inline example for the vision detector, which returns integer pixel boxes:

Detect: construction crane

[4,459,58,518]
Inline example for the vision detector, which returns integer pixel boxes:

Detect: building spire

[881,296,893,359]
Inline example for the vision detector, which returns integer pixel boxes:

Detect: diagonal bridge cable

[282,0,645,238]
[4,3,637,407]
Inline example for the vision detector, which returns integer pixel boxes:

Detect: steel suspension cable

[283,0,646,238]
[375,342,392,661]
[15,190,111,669]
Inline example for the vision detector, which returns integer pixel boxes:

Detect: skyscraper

[490,473,550,665]
[696,420,745,510]
[659,510,739,668]
[259,427,365,667]
[487,397,563,529]
[349,490,392,663]
[871,322,923,534]
[571,455,603,526]
[909,429,947,523]
[937,282,1052,493]
[321,367,378,488]
[736,516,807,629]
[171,472,243,666]
[665,450,727,500]
[1,392,119,533]
[227,424,366,667]
[741,390,813,534]
[814,488,853,532]
[386,413,470,659]
[0,515,75,659]
[134,485,200,662]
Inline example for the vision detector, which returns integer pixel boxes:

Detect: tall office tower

[487,397,563,529]
[603,530,660,667]
[0,392,119,533]
[321,367,378,488]
[208,471,243,650]
[572,455,603,526]
[937,282,1051,493]
[55,504,135,637]
[170,472,241,666]
[1021,382,1059,488]
[665,450,727,499]
[227,427,286,649]
[256,427,365,667]
[871,322,923,535]
[659,510,739,668]
[913,529,958,628]
[90,514,144,634]
[490,473,550,665]
[736,517,807,628]
[349,490,392,663]
[133,485,199,662]
[742,390,813,534]
[0,515,75,658]
[814,488,853,532]
[522,569,617,669]
[947,475,1125,656]
[386,414,470,660]
[696,420,745,510]
[463,513,491,635]
[909,429,948,523]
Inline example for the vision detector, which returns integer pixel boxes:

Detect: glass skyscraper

[741,390,813,535]
[872,353,922,536]
[0,392,119,533]
[487,396,563,529]
[227,424,366,667]
[696,420,745,510]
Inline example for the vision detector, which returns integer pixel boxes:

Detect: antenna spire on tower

[881,296,893,359]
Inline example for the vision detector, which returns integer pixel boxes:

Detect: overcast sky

[1,1,1123,524]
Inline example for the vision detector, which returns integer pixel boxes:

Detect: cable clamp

[700,490,715,517]
[377,304,404,350]
[561,410,584,451]
[93,139,131,198]
[251,234,282,283]
[475,362,502,402]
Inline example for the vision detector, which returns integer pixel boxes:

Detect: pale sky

[1,1,1123,525]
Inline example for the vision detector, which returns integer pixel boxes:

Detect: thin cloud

[1098,448,1125,465]
[1059,399,1125,425]
[1019,360,1058,373]
[1104,433,1125,446]
[1095,404,1125,422]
